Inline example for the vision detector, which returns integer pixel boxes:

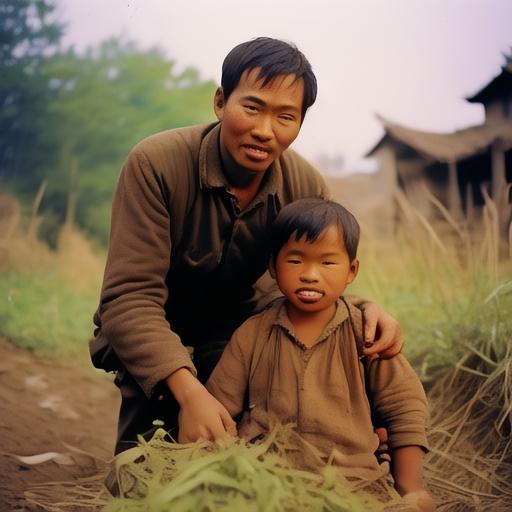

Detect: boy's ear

[214,87,225,121]
[346,258,359,284]
[268,256,276,279]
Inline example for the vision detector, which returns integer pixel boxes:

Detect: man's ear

[268,256,276,279]
[214,87,225,121]
[346,258,359,284]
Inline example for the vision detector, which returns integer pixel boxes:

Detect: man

[91,37,403,453]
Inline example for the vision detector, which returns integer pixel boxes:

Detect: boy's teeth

[297,290,322,298]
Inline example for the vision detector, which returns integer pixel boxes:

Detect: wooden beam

[491,139,506,204]
[448,160,463,219]
[465,182,474,225]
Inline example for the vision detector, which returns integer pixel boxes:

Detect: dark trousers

[114,340,228,454]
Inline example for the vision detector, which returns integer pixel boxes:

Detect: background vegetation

[0,0,216,246]
[1,0,217,355]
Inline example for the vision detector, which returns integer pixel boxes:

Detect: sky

[55,0,512,174]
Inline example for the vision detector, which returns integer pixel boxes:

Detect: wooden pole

[448,159,463,219]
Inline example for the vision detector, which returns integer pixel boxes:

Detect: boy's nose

[299,268,319,282]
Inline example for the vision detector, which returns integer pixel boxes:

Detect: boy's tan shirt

[206,298,428,481]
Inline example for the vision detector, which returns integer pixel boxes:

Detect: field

[0,192,511,511]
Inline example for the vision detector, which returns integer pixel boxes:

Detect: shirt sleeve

[366,355,429,451]
[96,146,196,398]
[205,323,253,418]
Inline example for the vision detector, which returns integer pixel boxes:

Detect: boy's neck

[286,302,337,347]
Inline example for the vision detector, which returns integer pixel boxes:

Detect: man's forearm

[166,367,202,406]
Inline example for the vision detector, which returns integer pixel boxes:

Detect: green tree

[38,39,216,244]
[1,2,216,245]
[0,0,62,183]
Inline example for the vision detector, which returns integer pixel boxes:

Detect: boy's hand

[360,301,403,359]
[166,368,237,443]
[402,490,436,512]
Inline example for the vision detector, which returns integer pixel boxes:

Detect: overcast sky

[55,0,512,173]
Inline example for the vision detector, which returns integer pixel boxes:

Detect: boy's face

[214,68,304,174]
[271,225,359,317]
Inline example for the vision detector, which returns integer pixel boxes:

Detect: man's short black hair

[269,198,360,262]
[221,37,317,120]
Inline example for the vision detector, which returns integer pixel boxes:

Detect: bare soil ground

[0,337,119,511]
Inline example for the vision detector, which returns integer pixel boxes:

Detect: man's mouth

[295,288,324,302]
[242,144,270,161]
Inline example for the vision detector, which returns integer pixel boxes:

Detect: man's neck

[220,143,268,211]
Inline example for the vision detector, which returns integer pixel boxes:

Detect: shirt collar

[272,297,350,347]
[198,122,283,204]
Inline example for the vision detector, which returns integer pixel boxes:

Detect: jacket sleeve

[205,322,253,418]
[95,146,196,398]
[366,355,429,451]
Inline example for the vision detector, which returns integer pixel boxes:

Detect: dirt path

[0,338,119,511]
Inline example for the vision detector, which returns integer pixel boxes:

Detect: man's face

[214,68,304,173]
[271,225,359,318]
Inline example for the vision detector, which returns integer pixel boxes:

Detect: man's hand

[360,301,403,359]
[166,368,236,443]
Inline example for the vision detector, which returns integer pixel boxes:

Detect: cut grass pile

[25,424,404,512]
[105,425,393,512]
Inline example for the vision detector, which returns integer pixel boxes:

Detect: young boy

[206,198,434,510]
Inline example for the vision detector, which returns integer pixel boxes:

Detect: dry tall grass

[0,193,104,291]
[353,187,511,377]
[352,189,512,511]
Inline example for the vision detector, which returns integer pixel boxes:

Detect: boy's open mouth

[295,288,324,302]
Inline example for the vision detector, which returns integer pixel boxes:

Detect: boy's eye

[323,261,337,266]
[287,259,301,264]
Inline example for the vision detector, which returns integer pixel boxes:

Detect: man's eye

[279,115,294,121]
[244,105,258,112]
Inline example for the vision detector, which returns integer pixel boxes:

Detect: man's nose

[251,115,273,142]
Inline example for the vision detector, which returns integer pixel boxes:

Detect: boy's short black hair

[269,198,360,262]
[221,37,317,120]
